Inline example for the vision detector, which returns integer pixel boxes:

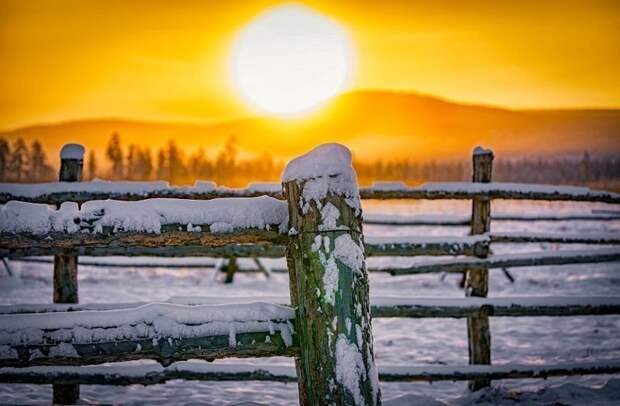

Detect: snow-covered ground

[1,199,619,405]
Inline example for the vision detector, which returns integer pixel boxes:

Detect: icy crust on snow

[0,196,288,234]
[59,143,85,160]
[0,302,295,353]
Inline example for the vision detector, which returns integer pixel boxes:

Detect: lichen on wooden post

[53,143,84,404]
[465,146,493,391]
[283,143,380,406]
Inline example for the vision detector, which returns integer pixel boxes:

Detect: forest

[0,133,619,188]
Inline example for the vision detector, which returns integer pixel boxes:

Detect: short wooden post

[223,257,238,284]
[283,144,380,406]
[53,143,84,404]
[465,146,493,391]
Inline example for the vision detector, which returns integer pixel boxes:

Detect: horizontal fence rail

[2,232,618,259]
[0,229,288,258]
[0,233,489,258]
[377,248,620,275]
[7,247,620,274]
[2,295,618,317]
[364,212,620,226]
[0,302,296,367]
[359,182,620,203]
[1,180,619,205]
[2,361,619,385]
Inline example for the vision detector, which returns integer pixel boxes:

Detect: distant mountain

[2,90,619,162]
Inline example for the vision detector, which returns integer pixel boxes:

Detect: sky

[1,0,619,129]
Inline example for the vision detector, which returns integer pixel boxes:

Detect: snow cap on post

[282,143,354,182]
[473,146,493,157]
[282,143,361,233]
[60,143,85,161]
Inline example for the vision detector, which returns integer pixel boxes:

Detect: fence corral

[0,143,619,405]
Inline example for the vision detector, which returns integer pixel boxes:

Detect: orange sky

[1,0,619,129]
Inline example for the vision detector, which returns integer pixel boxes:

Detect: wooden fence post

[53,143,84,405]
[283,144,380,406]
[465,146,493,391]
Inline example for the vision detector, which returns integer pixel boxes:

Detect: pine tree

[87,151,97,180]
[0,138,10,181]
[126,145,137,180]
[167,140,185,184]
[9,138,29,182]
[106,133,124,179]
[156,148,167,180]
[141,148,153,179]
[29,140,53,181]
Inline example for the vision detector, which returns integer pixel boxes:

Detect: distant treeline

[1,134,619,188]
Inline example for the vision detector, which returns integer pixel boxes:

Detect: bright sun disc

[232,5,353,115]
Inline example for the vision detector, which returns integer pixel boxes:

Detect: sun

[231,5,354,115]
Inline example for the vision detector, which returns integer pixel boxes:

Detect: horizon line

[2,88,620,134]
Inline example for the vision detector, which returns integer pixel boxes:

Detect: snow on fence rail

[2,361,620,385]
[2,295,619,318]
[0,302,296,368]
[375,248,620,276]
[1,181,619,205]
[1,143,619,404]
[364,211,620,226]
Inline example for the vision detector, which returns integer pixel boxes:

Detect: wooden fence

[0,143,619,405]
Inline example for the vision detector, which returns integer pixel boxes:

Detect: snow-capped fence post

[53,143,84,405]
[465,146,493,391]
[283,144,380,406]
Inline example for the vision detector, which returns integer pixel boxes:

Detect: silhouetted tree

[9,138,29,182]
[0,138,10,181]
[139,148,153,179]
[87,150,97,180]
[167,140,186,184]
[29,140,53,181]
[126,144,137,180]
[106,133,124,179]
[156,148,167,180]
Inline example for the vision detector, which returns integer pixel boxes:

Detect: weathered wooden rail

[3,360,619,386]
[1,143,619,404]
[1,180,618,206]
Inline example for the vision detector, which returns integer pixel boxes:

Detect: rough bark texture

[0,229,287,258]
[54,154,83,404]
[284,177,380,406]
[465,149,493,391]
[53,255,79,303]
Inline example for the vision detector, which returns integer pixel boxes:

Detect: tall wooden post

[53,143,84,405]
[283,144,380,406]
[465,146,493,391]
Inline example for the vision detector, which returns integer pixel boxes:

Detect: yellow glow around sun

[231,5,354,115]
